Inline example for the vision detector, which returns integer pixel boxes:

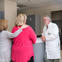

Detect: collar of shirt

[44,22,52,30]
[45,22,52,28]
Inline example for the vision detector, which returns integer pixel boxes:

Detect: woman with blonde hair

[0,20,25,62]
[11,14,37,62]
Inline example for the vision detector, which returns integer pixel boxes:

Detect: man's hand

[41,35,46,42]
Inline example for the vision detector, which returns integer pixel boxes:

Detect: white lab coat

[42,22,61,59]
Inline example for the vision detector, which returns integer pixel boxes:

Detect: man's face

[43,17,49,25]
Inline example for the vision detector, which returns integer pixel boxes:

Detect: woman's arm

[7,25,28,38]
[6,28,22,38]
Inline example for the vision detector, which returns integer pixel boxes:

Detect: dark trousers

[28,56,34,62]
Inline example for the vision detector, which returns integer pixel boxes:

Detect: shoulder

[1,30,9,35]
[24,25,35,33]
[2,30,7,33]
[50,22,59,31]
[51,22,57,26]
[51,22,58,28]
[27,25,34,31]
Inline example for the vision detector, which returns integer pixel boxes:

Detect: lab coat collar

[48,22,52,27]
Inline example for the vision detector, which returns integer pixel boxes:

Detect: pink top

[11,26,37,62]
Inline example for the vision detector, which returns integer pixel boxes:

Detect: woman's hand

[21,25,28,29]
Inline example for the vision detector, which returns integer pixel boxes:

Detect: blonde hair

[0,20,8,31]
[23,14,27,21]
[15,13,27,26]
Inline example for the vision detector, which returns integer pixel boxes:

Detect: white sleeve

[45,24,59,41]
[7,28,22,38]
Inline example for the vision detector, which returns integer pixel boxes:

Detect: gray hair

[44,16,52,22]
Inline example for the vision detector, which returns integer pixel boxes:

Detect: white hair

[45,16,52,22]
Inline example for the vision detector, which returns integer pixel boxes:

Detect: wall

[0,0,4,11]
[20,4,62,33]
[4,0,17,31]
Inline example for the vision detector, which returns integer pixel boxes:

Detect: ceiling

[17,0,62,8]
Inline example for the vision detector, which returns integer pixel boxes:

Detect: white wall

[21,4,62,33]
[0,0,4,11]
[4,0,17,31]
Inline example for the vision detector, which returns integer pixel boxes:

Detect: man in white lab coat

[41,16,61,62]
